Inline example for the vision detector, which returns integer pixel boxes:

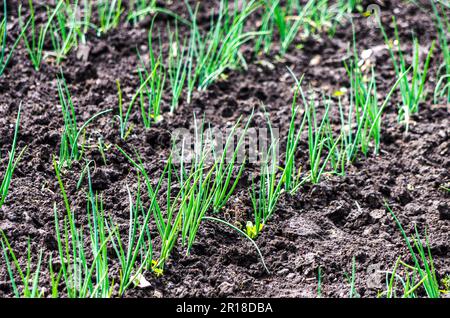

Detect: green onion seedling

[167,22,190,112]
[106,178,157,295]
[185,0,263,90]
[47,1,83,64]
[344,256,359,298]
[273,0,313,55]
[384,203,441,298]
[210,112,254,212]
[303,91,341,184]
[253,0,278,55]
[127,0,156,24]
[0,233,44,298]
[128,1,189,26]
[305,0,359,38]
[116,147,194,273]
[317,266,322,297]
[57,73,112,168]
[339,28,410,162]
[18,0,65,70]
[1,104,25,209]
[255,0,356,55]
[116,72,153,140]
[137,19,165,127]
[380,17,435,132]
[174,116,217,254]
[96,0,123,36]
[249,113,284,238]
[431,0,450,104]
[0,0,30,75]
[53,160,115,298]
[284,69,308,192]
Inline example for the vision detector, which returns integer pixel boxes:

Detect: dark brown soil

[0,0,449,298]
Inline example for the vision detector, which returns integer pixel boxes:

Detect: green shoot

[1,104,25,209]
[317,266,322,297]
[47,1,82,64]
[210,113,253,212]
[97,137,109,166]
[271,0,314,55]
[305,0,359,38]
[186,0,263,90]
[380,17,435,131]
[18,0,65,70]
[107,178,156,295]
[116,72,154,140]
[175,117,216,253]
[116,147,189,273]
[96,0,123,36]
[384,203,441,298]
[127,1,189,26]
[284,70,308,192]
[137,21,165,127]
[304,92,341,184]
[53,159,115,298]
[57,73,112,168]
[255,0,358,55]
[253,0,278,55]
[0,233,44,298]
[249,115,283,238]
[167,22,190,112]
[341,63,380,160]
[344,256,359,298]
[339,31,410,162]
[75,0,94,44]
[0,0,29,75]
[127,0,156,24]
[431,0,450,103]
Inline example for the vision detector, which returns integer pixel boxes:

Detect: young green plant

[116,147,197,273]
[53,160,115,298]
[96,0,123,36]
[0,233,44,298]
[339,31,410,162]
[380,17,434,132]
[209,113,253,212]
[107,178,157,295]
[0,0,30,75]
[431,0,450,104]
[303,92,341,184]
[137,21,165,127]
[186,0,263,90]
[18,0,65,70]
[116,72,154,140]
[283,70,308,192]
[248,113,284,238]
[383,203,441,298]
[47,0,84,64]
[57,73,112,168]
[1,104,25,209]
[166,22,190,112]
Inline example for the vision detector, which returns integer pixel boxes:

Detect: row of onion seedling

[1,0,364,75]
[115,0,366,137]
[0,56,437,297]
[430,1,450,104]
[1,0,175,71]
